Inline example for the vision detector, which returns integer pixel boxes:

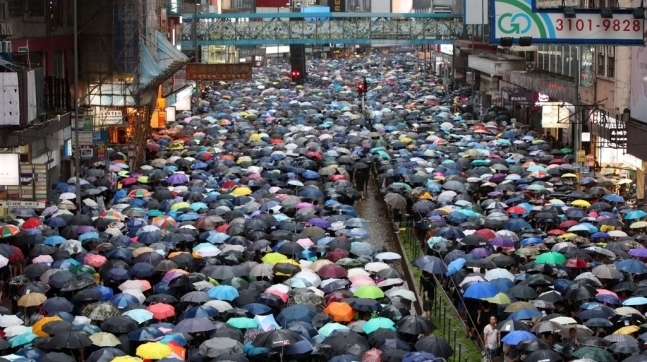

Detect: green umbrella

[221,277,249,289]
[70,264,96,276]
[561,147,573,154]
[226,317,258,330]
[471,159,490,166]
[354,285,385,299]
[526,184,546,191]
[535,252,567,265]
[572,346,614,362]
[362,317,396,334]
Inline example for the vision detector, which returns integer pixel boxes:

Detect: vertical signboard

[113,0,140,74]
[329,0,346,12]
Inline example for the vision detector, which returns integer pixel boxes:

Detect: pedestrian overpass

[180,12,464,47]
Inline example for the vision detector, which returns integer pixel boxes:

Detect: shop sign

[63,140,72,158]
[185,63,253,81]
[440,44,453,56]
[168,0,182,15]
[328,0,346,12]
[99,110,123,125]
[0,200,46,209]
[582,132,591,142]
[509,91,533,103]
[609,128,627,147]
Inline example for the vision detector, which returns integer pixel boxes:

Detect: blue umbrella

[130,263,156,278]
[591,232,610,239]
[208,285,240,301]
[615,259,647,274]
[240,303,272,316]
[603,194,624,203]
[44,235,66,245]
[180,305,219,320]
[93,285,114,301]
[463,282,499,299]
[625,210,647,220]
[445,258,466,276]
[110,293,140,309]
[128,327,164,341]
[508,308,543,320]
[490,278,515,293]
[277,305,317,326]
[402,351,437,362]
[501,331,536,345]
[623,296,647,306]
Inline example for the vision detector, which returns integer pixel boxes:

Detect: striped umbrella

[0,224,19,238]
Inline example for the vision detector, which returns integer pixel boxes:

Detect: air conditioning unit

[1,40,10,53]
[525,61,536,71]
[0,23,11,36]
[0,2,8,22]
[607,46,615,57]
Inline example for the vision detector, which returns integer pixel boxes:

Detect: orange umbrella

[33,316,63,337]
[147,303,176,320]
[323,302,355,322]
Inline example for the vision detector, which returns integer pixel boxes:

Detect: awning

[87,31,189,107]
[138,31,189,91]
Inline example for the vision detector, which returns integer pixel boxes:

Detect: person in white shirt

[483,315,500,362]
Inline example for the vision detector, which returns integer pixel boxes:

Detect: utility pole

[73,0,81,213]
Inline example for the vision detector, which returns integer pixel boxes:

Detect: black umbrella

[252,329,303,348]
[42,352,76,362]
[101,316,139,334]
[47,331,93,349]
[321,331,370,356]
[396,315,436,335]
[524,349,562,362]
[414,336,454,359]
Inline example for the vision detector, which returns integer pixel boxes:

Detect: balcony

[44,77,71,113]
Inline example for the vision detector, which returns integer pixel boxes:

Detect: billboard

[392,0,413,13]
[631,46,647,123]
[490,0,644,44]
[0,154,20,186]
[540,102,572,129]
[185,63,253,81]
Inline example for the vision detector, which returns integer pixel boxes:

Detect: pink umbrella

[596,289,619,298]
[296,238,314,247]
[85,254,108,268]
[32,255,53,264]
[163,270,187,282]
[296,202,314,209]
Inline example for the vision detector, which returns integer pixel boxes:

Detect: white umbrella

[0,314,24,327]
[484,268,515,282]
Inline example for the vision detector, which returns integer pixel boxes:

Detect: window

[597,49,605,75]
[7,0,23,16]
[607,53,615,78]
[28,0,45,16]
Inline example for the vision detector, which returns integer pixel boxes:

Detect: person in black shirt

[420,271,436,319]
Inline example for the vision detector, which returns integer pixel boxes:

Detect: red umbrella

[559,220,579,229]
[474,229,497,240]
[564,258,589,269]
[121,177,138,186]
[547,229,566,236]
[8,245,24,264]
[317,264,348,279]
[506,206,527,215]
[22,218,41,229]
[221,180,238,189]
[147,303,176,320]
[326,248,349,262]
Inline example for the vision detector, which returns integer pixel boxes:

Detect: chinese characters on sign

[185,64,253,81]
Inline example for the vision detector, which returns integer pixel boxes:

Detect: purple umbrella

[470,248,491,258]
[168,173,189,185]
[108,268,130,281]
[489,173,507,183]
[490,237,514,248]
[308,218,331,229]
[76,225,98,234]
[629,248,647,258]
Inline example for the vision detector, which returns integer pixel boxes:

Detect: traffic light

[357,77,368,95]
[291,70,301,82]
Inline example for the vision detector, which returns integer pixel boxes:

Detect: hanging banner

[185,63,253,81]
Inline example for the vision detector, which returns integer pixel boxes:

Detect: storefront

[467,54,524,109]
[591,109,630,168]
[499,84,543,128]
[436,44,453,83]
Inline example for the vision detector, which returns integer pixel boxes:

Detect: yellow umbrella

[136,342,172,359]
[483,292,511,304]
[248,134,262,141]
[89,332,121,347]
[600,225,617,232]
[558,233,578,240]
[310,259,334,271]
[262,253,288,265]
[170,202,191,210]
[614,325,640,334]
[33,316,63,337]
[571,199,591,207]
[630,221,647,229]
[231,187,252,196]
[17,292,47,307]
[561,173,578,179]
[112,357,143,362]
[504,301,535,313]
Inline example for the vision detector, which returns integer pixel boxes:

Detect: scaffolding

[77,0,188,168]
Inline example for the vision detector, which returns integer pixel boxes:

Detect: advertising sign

[113,0,140,73]
[490,0,644,44]
[0,154,20,186]
[6,164,47,201]
[439,44,453,56]
[631,46,647,123]
[185,64,253,81]
[391,0,413,13]
[328,0,346,12]
[540,102,569,129]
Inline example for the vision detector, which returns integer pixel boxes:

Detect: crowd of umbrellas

[0,55,458,362]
